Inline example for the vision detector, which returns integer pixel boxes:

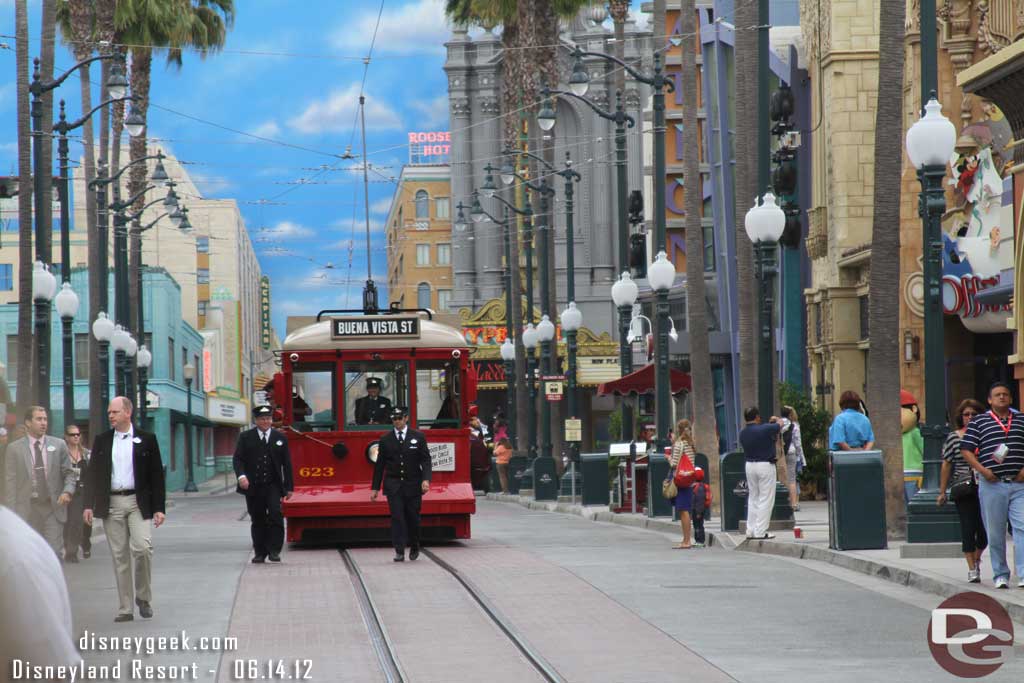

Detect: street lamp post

[92,312,114,410]
[611,272,639,440]
[32,262,57,408]
[183,362,197,493]
[539,89,637,439]
[536,314,556,460]
[110,324,130,398]
[137,344,152,427]
[124,333,138,418]
[55,282,79,431]
[744,192,786,416]
[522,323,540,459]
[560,301,583,459]
[648,252,677,450]
[905,94,959,542]
[500,338,516,446]
[31,53,130,410]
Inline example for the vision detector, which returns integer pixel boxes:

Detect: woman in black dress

[63,424,91,562]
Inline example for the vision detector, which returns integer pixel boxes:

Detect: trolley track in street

[340,548,564,683]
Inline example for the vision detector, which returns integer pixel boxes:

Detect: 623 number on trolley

[298,467,334,478]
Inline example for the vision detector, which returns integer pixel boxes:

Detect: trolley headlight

[365,441,380,465]
[452,349,461,359]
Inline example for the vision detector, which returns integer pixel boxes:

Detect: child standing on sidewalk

[691,468,712,547]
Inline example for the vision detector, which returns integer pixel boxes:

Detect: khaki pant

[103,494,153,616]
[497,463,510,493]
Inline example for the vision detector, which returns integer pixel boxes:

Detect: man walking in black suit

[82,397,166,623]
[234,405,294,563]
[371,407,432,561]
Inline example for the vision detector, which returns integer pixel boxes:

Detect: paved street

[56,493,1024,682]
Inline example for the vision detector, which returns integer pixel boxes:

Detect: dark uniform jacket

[84,428,166,520]
[372,428,432,491]
[355,394,393,425]
[233,428,294,495]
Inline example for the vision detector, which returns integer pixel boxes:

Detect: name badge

[133,437,143,444]
[409,438,418,445]
[276,440,283,446]
[47,445,56,452]
[993,443,1009,463]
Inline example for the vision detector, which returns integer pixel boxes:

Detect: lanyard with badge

[989,411,1011,463]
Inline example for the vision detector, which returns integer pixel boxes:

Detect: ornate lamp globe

[745,191,786,244]
[537,97,557,132]
[32,261,57,302]
[137,344,153,369]
[106,60,128,100]
[54,282,80,320]
[560,301,583,332]
[536,314,556,342]
[906,95,957,169]
[470,193,485,223]
[125,335,138,358]
[500,158,516,186]
[125,107,145,138]
[110,324,130,353]
[92,311,115,342]
[522,323,539,349]
[648,251,676,292]
[569,56,590,97]
[500,338,516,361]
[610,271,639,308]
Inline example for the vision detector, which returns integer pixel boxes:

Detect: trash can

[507,455,528,495]
[579,452,610,506]
[534,458,558,501]
[647,448,673,517]
[828,450,887,550]
[719,451,747,531]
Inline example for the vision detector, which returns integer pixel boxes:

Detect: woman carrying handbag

[937,398,987,583]
[667,419,697,549]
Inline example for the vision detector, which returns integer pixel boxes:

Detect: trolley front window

[416,359,461,429]
[343,361,410,428]
[291,364,336,431]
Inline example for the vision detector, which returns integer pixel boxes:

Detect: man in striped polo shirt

[960,381,1024,589]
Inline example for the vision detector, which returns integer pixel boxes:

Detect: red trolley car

[268,308,477,543]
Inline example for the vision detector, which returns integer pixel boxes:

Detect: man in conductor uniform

[371,407,432,561]
[234,405,294,563]
[354,377,392,425]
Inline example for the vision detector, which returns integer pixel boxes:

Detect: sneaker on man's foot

[995,576,1009,589]
[968,568,981,583]
[761,533,776,540]
[1017,578,1024,588]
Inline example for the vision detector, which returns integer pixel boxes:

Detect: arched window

[417,282,431,309]
[415,190,429,218]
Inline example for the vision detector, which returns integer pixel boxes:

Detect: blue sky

[0,0,460,338]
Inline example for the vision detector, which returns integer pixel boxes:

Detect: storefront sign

[429,442,456,471]
[544,376,564,401]
[202,348,213,393]
[942,273,1012,333]
[331,317,420,339]
[207,397,248,426]
[565,418,582,442]
[472,360,506,389]
[408,131,451,164]
[260,276,271,350]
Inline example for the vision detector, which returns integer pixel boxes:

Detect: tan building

[385,163,455,311]
[801,0,881,412]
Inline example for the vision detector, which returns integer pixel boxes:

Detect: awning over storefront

[169,409,216,428]
[597,363,691,396]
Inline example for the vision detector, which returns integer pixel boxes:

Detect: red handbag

[674,452,696,488]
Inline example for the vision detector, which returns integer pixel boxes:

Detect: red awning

[597,363,692,396]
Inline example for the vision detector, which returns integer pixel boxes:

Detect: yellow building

[385,163,455,311]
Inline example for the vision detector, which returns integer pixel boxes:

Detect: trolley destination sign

[331,317,421,339]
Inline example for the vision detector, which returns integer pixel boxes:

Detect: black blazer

[233,428,294,495]
[371,428,432,491]
[84,428,166,520]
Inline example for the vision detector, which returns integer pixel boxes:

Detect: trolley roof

[282,314,467,351]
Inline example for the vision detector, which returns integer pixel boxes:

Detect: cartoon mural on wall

[940,99,1015,334]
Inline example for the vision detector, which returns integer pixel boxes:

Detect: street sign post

[543,375,564,401]
[565,418,582,442]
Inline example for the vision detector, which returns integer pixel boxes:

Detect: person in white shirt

[0,505,79,676]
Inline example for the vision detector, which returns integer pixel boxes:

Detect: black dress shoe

[409,547,420,561]
[393,553,405,562]
[252,556,266,564]
[114,614,134,623]
[268,553,281,563]
[136,600,153,619]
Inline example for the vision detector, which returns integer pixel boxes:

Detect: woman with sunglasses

[62,424,92,562]
[938,399,988,583]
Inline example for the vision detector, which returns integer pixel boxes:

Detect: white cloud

[371,197,393,215]
[288,84,402,134]
[411,95,450,129]
[330,217,385,234]
[333,0,451,56]
[190,172,237,196]
[263,221,315,238]
[247,119,281,138]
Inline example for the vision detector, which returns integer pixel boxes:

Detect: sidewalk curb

[485,493,1024,622]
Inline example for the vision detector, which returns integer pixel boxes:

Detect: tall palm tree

[732,0,758,411]
[116,0,234,338]
[867,0,906,537]
[38,0,58,265]
[609,0,629,96]
[680,0,718,505]
[15,0,33,414]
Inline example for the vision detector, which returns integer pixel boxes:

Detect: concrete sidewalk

[486,494,1024,623]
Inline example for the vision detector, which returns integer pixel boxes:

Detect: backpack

[691,481,712,514]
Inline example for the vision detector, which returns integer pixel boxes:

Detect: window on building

[197,268,210,285]
[437,243,451,266]
[0,264,12,291]
[859,296,869,340]
[167,338,175,382]
[196,236,210,253]
[416,244,430,266]
[437,289,452,311]
[6,335,17,381]
[198,300,208,316]
[415,190,429,219]
[703,224,715,272]
[435,197,450,219]
[812,303,821,344]
[417,283,431,309]
[194,354,200,385]
[74,334,89,380]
